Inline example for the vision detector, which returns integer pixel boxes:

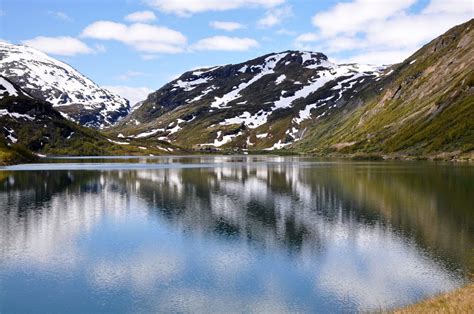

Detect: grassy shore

[394,284,473,313]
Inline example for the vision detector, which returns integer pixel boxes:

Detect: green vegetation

[0,93,184,165]
[0,136,37,165]
[297,19,474,161]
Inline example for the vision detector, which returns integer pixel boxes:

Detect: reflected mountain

[0,159,472,312]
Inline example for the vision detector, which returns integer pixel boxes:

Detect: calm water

[0,156,472,312]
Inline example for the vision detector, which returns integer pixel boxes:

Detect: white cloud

[363,13,472,49]
[0,10,5,16]
[81,21,186,53]
[146,0,285,16]
[104,85,153,105]
[210,21,245,31]
[191,36,259,51]
[423,0,474,14]
[48,11,73,22]
[296,0,473,65]
[257,5,292,28]
[125,11,157,23]
[340,48,418,65]
[311,0,417,37]
[21,36,94,56]
[295,33,319,43]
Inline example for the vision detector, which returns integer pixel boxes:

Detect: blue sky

[0,0,472,104]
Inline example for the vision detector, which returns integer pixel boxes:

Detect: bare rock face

[0,42,130,128]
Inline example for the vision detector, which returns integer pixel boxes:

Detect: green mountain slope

[297,19,474,160]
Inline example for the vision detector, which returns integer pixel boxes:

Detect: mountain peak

[114,47,384,150]
[0,42,130,128]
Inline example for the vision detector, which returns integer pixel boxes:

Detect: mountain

[0,42,129,128]
[112,51,385,150]
[112,19,473,160]
[0,76,179,165]
[297,19,473,160]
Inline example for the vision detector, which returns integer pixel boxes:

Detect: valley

[0,2,473,313]
[1,19,473,165]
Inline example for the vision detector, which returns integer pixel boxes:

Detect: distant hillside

[0,42,130,128]
[0,77,180,165]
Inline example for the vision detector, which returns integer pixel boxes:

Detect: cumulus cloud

[125,11,157,23]
[21,36,94,56]
[146,0,285,16]
[191,36,259,51]
[311,0,417,37]
[295,0,473,64]
[81,21,186,53]
[295,33,319,43]
[423,0,474,14]
[210,21,245,31]
[338,48,419,65]
[104,85,153,105]
[257,5,292,28]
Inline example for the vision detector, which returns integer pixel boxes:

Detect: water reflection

[0,159,472,312]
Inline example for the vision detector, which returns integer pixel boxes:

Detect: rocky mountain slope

[0,76,179,165]
[297,19,473,159]
[112,51,385,150]
[0,42,130,128]
[112,19,473,159]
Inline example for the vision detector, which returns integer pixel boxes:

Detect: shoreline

[393,284,473,313]
[1,151,473,167]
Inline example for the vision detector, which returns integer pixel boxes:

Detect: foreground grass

[394,284,474,313]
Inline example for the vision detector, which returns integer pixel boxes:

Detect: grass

[393,284,474,313]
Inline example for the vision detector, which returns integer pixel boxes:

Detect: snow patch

[174,77,210,92]
[0,77,19,98]
[0,109,35,120]
[275,74,286,85]
[107,138,130,145]
[211,53,288,109]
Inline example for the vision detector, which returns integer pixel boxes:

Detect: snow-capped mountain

[114,50,386,149]
[0,42,130,128]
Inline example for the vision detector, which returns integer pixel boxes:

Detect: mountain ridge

[109,19,473,160]
[1,19,472,163]
[0,42,130,128]
[112,49,387,150]
[0,76,182,165]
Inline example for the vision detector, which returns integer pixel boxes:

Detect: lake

[0,156,472,312]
